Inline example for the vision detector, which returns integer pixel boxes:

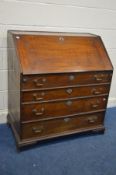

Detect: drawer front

[22,84,110,102]
[21,72,112,90]
[21,112,104,139]
[21,96,107,121]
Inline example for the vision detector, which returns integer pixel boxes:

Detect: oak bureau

[7,31,113,149]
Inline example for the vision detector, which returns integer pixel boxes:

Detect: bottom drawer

[21,112,105,140]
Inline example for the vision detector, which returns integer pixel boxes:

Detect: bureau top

[9,31,113,74]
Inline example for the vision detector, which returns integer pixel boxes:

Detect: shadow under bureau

[7,31,113,148]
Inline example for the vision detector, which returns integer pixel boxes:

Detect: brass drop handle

[94,75,103,81]
[92,88,101,95]
[32,108,44,116]
[33,79,44,87]
[93,91,101,95]
[33,78,46,87]
[92,104,99,108]
[91,98,100,108]
[33,93,43,101]
[32,126,43,133]
[88,116,98,123]
[96,78,103,81]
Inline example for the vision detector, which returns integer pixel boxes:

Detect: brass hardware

[66,88,73,94]
[33,93,43,101]
[94,75,103,81]
[42,78,47,82]
[92,104,99,108]
[64,118,70,122]
[33,79,44,87]
[32,109,44,116]
[66,100,72,106]
[32,126,43,133]
[16,36,20,39]
[69,75,75,81]
[92,88,101,95]
[87,116,98,123]
[59,36,64,42]
[93,91,101,95]
[91,99,100,109]
[103,98,106,101]
[96,78,103,81]
[23,78,27,82]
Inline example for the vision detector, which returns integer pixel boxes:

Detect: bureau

[7,31,113,149]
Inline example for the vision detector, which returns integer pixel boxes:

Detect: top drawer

[21,72,112,90]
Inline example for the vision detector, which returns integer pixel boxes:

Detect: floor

[0,107,116,175]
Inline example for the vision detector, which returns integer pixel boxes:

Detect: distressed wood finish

[7,31,113,149]
[7,31,21,134]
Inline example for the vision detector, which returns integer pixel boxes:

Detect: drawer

[22,84,110,102]
[21,112,104,139]
[21,72,112,90]
[21,96,107,121]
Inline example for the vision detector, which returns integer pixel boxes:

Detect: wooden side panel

[7,31,21,134]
